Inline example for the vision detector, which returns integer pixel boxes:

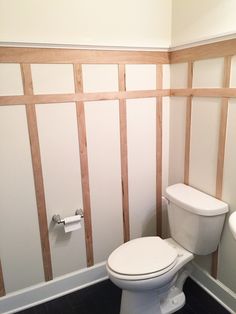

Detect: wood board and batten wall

[169,39,236,294]
[1,38,236,297]
[0,48,168,295]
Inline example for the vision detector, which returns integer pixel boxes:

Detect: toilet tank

[165,184,228,255]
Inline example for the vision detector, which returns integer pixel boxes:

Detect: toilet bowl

[107,237,193,314]
[107,183,228,314]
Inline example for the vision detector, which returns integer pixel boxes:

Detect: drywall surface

[0,0,172,47]
[172,0,236,46]
[0,62,168,293]
[169,57,236,294]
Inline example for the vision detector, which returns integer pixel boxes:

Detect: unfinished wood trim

[118,64,130,243]
[212,56,232,279]
[171,88,236,98]
[215,99,229,199]
[20,64,34,94]
[73,64,94,266]
[0,89,170,106]
[0,259,5,297]
[184,61,193,185]
[0,47,169,64]
[156,64,163,237]
[184,97,192,185]
[170,38,236,63]
[21,64,53,282]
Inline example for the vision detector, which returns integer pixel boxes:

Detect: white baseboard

[0,262,108,314]
[190,262,236,314]
[1,261,235,314]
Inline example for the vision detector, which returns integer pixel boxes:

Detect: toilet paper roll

[62,215,81,233]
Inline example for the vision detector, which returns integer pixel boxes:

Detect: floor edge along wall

[0,38,236,302]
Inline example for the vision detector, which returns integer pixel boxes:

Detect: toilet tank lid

[166,183,228,216]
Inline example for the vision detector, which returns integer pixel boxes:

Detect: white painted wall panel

[168,97,186,185]
[82,65,118,92]
[163,64,170,89]
[85,100,123,263]
[170,63,188,88]
[31,64,75,94]
[127,98,156,239]
[0,106,44,293]
[189,97,221,196]
[125,65,156,91]
[36,103,87,277]
[230,55,236,87]
[193,58,224,88]
[219,99,236,292]
[0,64,23,96]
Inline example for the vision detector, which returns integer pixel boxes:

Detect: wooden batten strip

[20,64,53,281]
[0,47,169,64]
[73,64,94,266]
[0,259,5,297]
[171,88,236,98]
[156,64,163,237]
[170,38,236,63]
[211,56,232,279]
[0,89,170,106]
[184,61,193,185]
[118,64,130,243]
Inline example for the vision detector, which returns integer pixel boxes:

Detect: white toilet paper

[62,215,81,233]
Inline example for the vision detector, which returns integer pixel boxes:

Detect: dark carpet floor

[17,278,230,314]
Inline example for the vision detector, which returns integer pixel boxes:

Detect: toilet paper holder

[52,209,84,224]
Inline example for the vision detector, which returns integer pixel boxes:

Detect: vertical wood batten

[0,259,5,296]
[118,64,130,242]
[184,61,193,185]
[20,64,53,281]
[73,64,94,266]
[211,56,232,279]
[156,64,163,237]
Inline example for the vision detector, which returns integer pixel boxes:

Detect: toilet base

[120,285,185,314]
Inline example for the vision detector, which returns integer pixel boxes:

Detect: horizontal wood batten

[0,47,169,64]
[171,88,236,98]
[0,90,170,106]
[170,38,236,63]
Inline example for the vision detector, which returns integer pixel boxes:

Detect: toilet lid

[107,237,178,276]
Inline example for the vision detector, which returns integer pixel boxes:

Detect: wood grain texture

[171,88,236,98]
[215,99,229,199]
[74,64,94,266]
[0,89,170,106]
[184,61,193,185]
[0,259,5,297]
[21,64,53,282]
[156,64,163,237]
[212,56,232,279]
[118,64,130,243]
[0,47,169,64]
[170,38,236,63]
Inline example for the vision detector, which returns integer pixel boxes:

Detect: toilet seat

[107,237,178,280]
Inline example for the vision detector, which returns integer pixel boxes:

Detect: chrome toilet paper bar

[52,209,84,224]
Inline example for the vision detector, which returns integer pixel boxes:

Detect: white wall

[2,0,236,48]
[169,57,236,294]
[0,0,172,48]
[172,0,236,46]
[0,62,169,293]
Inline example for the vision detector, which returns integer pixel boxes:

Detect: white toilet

[106,183,228,314]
